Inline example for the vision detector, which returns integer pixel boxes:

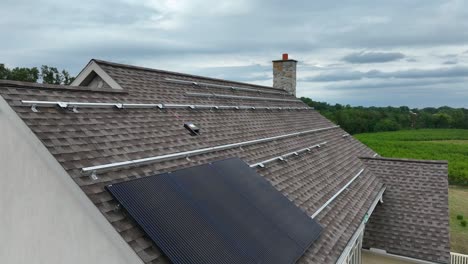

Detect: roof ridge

[0,79,126,94]
[0,79,70,89]
[92,59,287,93]
[360,156,448,165]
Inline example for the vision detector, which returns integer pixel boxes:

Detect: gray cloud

[342,51,405,64]
[443,60,458,65]
[323,77,467,90]
[191,64,272,82]
[305,66,468,82]
[0,0,467,107]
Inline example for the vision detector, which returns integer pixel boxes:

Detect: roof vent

[184,123,200,136]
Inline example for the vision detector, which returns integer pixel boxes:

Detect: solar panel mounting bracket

[89,170,98,180]
[31,104,38,112]
[57,102,68,109]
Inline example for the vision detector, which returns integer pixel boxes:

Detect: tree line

[2,62,466,134]
[0,64,75,85]
[301,97,468,134]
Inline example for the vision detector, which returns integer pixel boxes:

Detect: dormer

[71,60,123,90]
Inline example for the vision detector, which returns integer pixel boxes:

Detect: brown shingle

[361,157,450,264]
[0,60,400,263]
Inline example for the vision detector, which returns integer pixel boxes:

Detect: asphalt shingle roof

[0,59,443,264]
[361,157,450,264]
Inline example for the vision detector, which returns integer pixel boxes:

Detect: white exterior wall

[0,96,143,264]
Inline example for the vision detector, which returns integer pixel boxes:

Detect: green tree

[300,97,468,134]
[61,70,75,85]
[8,67,39,82]
[433,113,452,128]
[41,65,62,84]
[374,118,401,132]
[0,64,9,79]
[40,65,75,85]
[0,63,75,84]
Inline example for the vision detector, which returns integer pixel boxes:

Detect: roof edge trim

[335,186,387,264]
[71,60,123,90]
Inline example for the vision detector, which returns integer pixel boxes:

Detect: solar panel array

[107,158,322,264]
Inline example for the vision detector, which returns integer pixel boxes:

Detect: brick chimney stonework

[272,54,297,96]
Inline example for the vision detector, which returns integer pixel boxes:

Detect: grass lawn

[449,186,468,254]
[355,129,468,254]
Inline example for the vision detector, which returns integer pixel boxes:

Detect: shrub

[461,220,467,227]
[457,215,464,220]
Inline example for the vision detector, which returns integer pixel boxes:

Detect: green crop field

[355,129,468,254]
[355,129,468,184]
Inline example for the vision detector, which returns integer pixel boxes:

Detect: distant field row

[355,129,468,184]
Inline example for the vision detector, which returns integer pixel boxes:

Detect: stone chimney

[272,53,297,96]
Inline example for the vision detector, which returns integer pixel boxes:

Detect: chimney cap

[272,53,298,63]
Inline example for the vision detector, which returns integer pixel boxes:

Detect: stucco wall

[0,96,143,264]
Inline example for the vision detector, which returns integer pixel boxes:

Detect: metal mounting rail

[249,141,327,168]
[21,100,312,112]
[165,78,289,95]
[82,125,339,176]
[311,168,365,219]
[185,92,301,103]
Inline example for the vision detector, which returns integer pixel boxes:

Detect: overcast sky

[1,0,467,108]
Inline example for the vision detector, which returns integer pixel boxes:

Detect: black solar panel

[107,158,322,264]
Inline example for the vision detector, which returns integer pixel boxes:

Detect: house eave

[335,186,387,264]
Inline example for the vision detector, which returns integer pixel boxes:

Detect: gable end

[71,60,123,90]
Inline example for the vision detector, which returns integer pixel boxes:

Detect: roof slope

[0,59,384,264]
[361,157,450,264]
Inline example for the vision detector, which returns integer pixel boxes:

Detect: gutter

[335,186,386,264]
